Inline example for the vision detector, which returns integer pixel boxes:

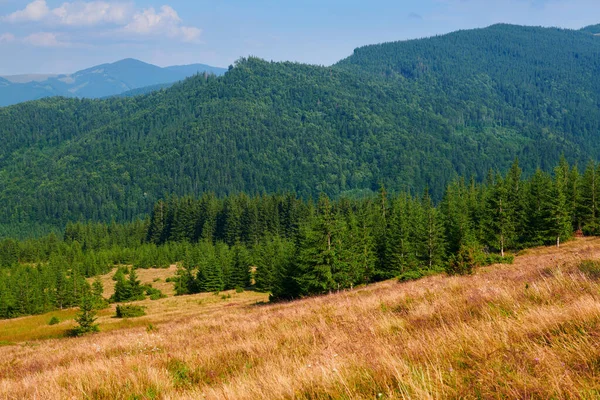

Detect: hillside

[1,238,599,398]
[0,59,226,106]
[1,24,600,234]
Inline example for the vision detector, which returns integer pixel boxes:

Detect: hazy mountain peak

[0,59,226,106]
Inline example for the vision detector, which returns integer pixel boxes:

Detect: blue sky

[0,0,599,74]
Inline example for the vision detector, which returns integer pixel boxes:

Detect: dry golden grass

[2,238,600,399]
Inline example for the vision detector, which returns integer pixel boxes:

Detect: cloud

[52,1,132,26]
[24,32,70,47]
[123,6,201,42]
[2,1,202,43]
[5,0,49,22]
[408,12,423,20]
[0,33,16,43]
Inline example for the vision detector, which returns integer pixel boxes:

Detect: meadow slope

[1,238,600,399]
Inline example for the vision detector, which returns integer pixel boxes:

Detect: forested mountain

[1,23,600,235]
[0,59,226,106]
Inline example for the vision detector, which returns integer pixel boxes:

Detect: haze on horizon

[0,0,599,75]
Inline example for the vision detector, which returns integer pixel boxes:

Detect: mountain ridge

[0,23,599,234]
[0,59,227,106]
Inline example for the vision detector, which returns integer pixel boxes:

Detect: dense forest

[1,158,599,319]
[1,24,600,235]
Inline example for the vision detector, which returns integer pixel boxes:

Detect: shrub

[578,260,600,279]
[144,285,167,300]
[235,286,245,293]
[447,245,477,275]
[398,270,424,282]
[48,316,60,325]
[115,304,146,318]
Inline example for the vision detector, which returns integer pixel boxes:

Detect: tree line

[1,158,598,318]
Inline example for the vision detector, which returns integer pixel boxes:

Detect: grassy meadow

[1,238,600,399]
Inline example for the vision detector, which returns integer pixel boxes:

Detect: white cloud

[51,1,133,26]
[123,5,201,42]
[4,0,132,26]
[24,32,70,47]
[5,0,49,22]
[2,1,202,43]
[0,33,16,43]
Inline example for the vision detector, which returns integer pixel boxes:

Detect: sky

[0,0,599,75]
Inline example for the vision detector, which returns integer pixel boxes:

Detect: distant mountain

[0,59,226,106]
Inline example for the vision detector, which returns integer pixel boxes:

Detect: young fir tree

[441,179,476,255]
[91,277,107,309]
[386,194,417,276]
[228,244,251,290]
[196,241,225,293]
[372,185,390,280]
[415,190,446,269]
[295,195,344,295]
[524,169,553,246]
[127,268,145,300]
[254,236,294,292]
[580,161,600,235]
[482,174,515,257]
[343,207,376,286]
[546,158,573,247]
[71,294,99,337]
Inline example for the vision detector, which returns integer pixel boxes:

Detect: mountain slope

[0,24,600,232]
[1,238,600,398]
[0,59,227,106]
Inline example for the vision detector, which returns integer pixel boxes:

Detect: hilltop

[1,24,600,234]
[1,238,599,398]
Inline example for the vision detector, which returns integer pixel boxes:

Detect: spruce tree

[386,195,417,276]
[415,190,446,269]
[546,158,573,247]
[71,294,99,337]
[580,161,599,235]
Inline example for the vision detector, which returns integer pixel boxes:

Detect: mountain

[0,59,227,106]
[1,23,600,234]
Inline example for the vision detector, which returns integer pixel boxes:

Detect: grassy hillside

[1,238,599,399]
[1,24,600,235]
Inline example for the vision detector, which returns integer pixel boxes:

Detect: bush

[398,270,424,282]
[48,316,60,325]
[144,285,167,300]
[115,304,146,318]
[486,253,515,265]
[447,245,477,275]
[578,260,600,279]
[235,286,245,293]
